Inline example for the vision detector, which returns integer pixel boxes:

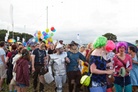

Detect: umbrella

[27,37,38,45]
[117,41,138,53]
[126,42,138,53]
[8,39,16,43]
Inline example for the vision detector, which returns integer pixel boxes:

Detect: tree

[0,29,33,42]
[136,40,138,45]
[103,33,117,42]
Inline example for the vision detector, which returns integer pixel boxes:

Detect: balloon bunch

[32,27,56,47]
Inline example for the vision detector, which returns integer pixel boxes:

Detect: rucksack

[6,51,17,84]
[7,51,17,68]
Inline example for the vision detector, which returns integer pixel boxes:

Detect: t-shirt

[67,51,86,72]
[89,55,107,83]
[7,51,17,59]
[33,48,46,64]
[0,48,6,64]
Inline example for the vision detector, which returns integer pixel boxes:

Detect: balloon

[38,35,41,39]
[35,37,38,42]
[45,40,48,44]
[38,31,41,35]
[51,27,55,31]
[44,36,48,40]
[41,35,44,39]
[34,31,38,37]
[52,29,56,32]
[47,34,50,38]
[46,28,49,33]
[46,43,49,48]
[50,33,54,36]
[49,38,53,42]
[105,40,115,52]
[34,32,37,37]
[47,38,50,42]
[48,42,51,44]
[42,31,47,36]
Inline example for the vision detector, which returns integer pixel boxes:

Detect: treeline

[0,29,33,42]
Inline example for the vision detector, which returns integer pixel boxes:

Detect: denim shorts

[17,83,27,88]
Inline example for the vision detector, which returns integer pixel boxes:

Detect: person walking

[67,41,87,92]
[0,41,7,91]
[50,43,70,92]
[32,43,48,92]
[15,49,31,92]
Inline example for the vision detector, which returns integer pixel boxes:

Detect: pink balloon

[105,40,115,52]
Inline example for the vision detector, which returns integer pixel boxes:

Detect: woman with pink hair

[113,42,132,92]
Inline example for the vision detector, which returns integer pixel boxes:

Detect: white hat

[56,43,63,49]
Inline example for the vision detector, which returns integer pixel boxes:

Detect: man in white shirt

[0,41,6,91]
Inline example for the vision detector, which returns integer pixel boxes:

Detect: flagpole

[10,4,14,39]
[46,6,48,28]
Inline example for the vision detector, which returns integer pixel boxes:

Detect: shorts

[0,64,7,78]
[17,83,27,88]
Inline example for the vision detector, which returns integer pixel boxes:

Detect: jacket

[16,58,29,86]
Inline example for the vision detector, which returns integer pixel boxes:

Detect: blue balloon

[44,36,48,40]
[52,29,56,32]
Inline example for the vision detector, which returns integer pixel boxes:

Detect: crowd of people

[0,36,138,92]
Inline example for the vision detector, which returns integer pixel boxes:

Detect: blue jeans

[89,86,107,92]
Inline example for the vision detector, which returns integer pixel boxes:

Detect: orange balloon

[46,44,49,48]
[38,31,41,35]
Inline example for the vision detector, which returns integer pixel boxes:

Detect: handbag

[80,73,92,86]
[44,71,54,84]
[80,63,92,86]
[116,55,126,77]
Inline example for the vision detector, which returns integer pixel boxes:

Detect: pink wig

[116,41,128,53]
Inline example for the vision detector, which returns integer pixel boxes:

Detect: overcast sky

[0,0,138,44]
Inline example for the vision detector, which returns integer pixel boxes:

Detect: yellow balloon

[50,38,53,42]
[45,40,48,44]
[38,35,41,38]
[47,38,50,42]
[46,29,49,33]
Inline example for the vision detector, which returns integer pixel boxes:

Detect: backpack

[6,51,17,84]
